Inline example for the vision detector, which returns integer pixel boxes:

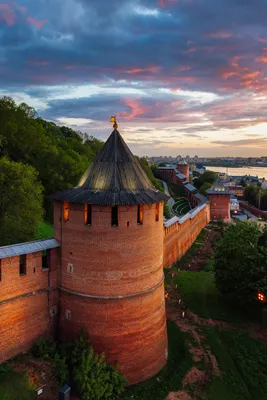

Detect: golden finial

[110,115,118,130]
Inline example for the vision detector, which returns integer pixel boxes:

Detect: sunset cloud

[1,0,267,156]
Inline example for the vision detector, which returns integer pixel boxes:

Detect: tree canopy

[214,222,267,307]
[0,157,44,245]
[0,96,103,245]
[194,170,217,190]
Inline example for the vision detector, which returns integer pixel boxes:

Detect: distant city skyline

[1,0,267,156]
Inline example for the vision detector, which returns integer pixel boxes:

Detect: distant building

[206,178,231,222]
[230,195,240,213]
[195,164,206,174]
[177,159,190,180]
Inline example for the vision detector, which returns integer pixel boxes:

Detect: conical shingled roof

[50,129,169,206]
[206,177,230,195]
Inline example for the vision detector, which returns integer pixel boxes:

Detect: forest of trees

[244,185,267,210]
[0,96,103,245]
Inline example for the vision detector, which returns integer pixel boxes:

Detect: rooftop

[206,177,231,195]
[0,238,60,259]
[50,129,169,206]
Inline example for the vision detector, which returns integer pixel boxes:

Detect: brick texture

[60,283,167,385]
[207,194,231,222]
[0,249,59,363]
[55,201,167,384]
[163,204,210,268]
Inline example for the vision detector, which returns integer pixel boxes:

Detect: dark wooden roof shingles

[50,129,169,205]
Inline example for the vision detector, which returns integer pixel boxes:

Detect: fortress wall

[163,203,210,268]
[0,248,60,363]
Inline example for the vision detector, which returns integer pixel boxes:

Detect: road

[158,179,176,217]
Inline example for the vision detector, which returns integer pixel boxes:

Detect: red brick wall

[60,283,167,385]
[55,201,167,384]
[55,202,165,297]
[163,204,210,268]
[208,194,230,222]
[0,248,60,363]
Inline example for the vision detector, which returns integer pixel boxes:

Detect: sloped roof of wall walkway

[0,238,60,259]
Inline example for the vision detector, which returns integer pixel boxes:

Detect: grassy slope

[0,370,35,400]
[174,230,206,271]
[35,220,54,240]
[167,182,186,199]
[121,322,194,400]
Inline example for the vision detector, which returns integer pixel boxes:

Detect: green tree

[199,182,212,195]
[0,96,103,221]
[0,157,44,245]
[194,170,217,189]
[244,185,258,207]
[72,332,126,400]
[214,222,267,307]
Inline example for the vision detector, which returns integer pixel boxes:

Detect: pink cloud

[12,2,27,13]
[126,66,160,74]
[184,47,197,54]
[118,98,147,120]
[27,16,47,29]
[158,0,176,8]
[0,4,15,26]
[205,30,233,39]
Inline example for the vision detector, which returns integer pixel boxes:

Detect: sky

[1,0,267,157]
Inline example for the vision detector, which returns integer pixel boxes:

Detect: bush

[31,338,57,360]
[214,222,267,307]
[0,362,11,373]
[52,353,69,386]
[72,332,126,400]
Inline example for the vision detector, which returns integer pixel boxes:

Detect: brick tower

[177,159,190,180]
[51,120,169,385]
[206,178,231,222]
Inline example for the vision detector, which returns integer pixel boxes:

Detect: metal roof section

[50,129,169,206]
[164,204,207,228]
[0,238,60,259]
[184,183,198,192]
[176,173,186,180]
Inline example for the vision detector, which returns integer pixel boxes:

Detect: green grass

[36,220,54,240]
[121,322,194,400]
[167,182,186,199]
[175,271,252,323]
[202,327,267,400]
[0,370,35,400]
[172,198,191,216]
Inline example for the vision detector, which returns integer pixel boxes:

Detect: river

[204,166,267,179]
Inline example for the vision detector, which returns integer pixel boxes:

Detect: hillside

[0,96,103,245]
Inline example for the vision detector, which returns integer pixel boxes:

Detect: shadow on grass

[202,327,267,400]
[0,370,35,400]
[121,322,193,400]
[175,271,260,324]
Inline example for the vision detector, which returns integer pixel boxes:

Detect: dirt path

[10,356,59,400]
[183,228,220,272]
[165,295,220,400]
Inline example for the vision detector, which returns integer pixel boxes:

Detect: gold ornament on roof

[110,116,118,130]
